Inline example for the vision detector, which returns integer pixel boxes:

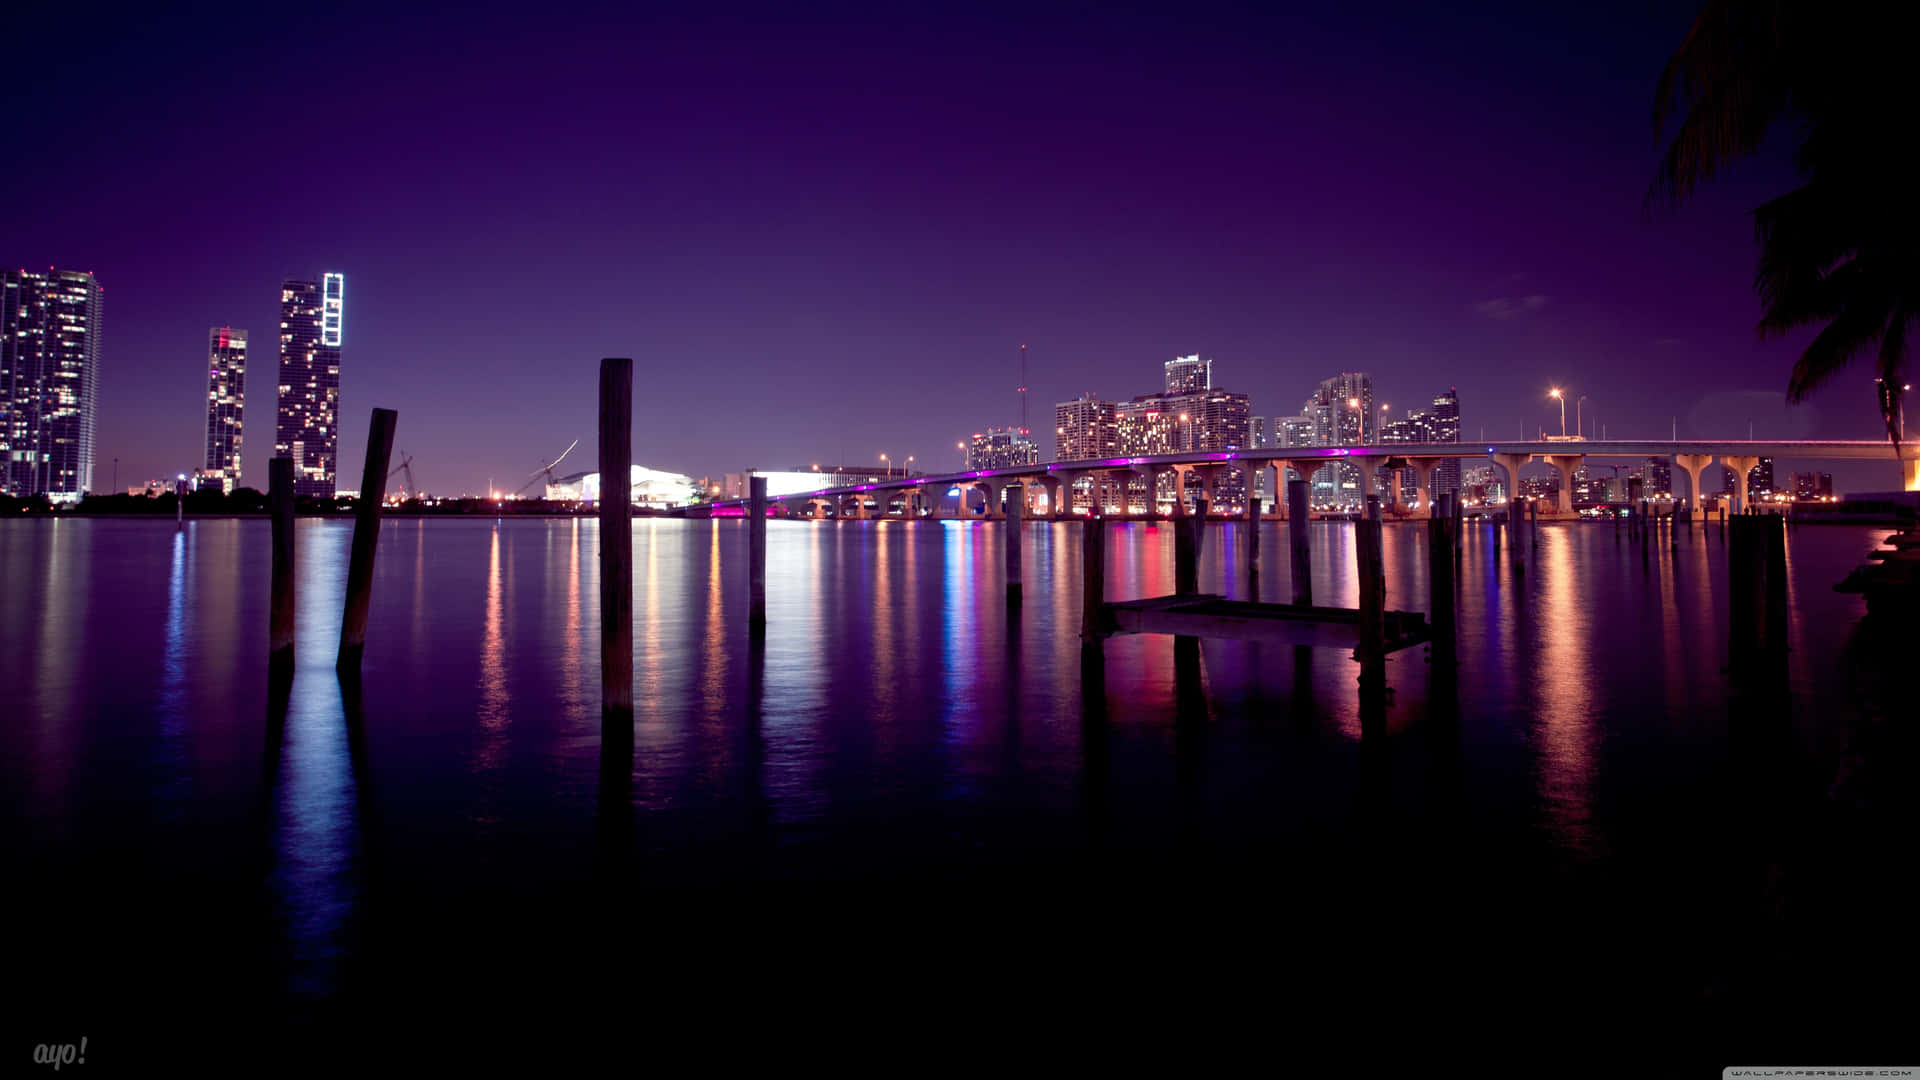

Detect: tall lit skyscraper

[1,268,102,500]
[968,427,1039,469]
[1164,354,1210,395]
[1055,392,1118,461]
[201,327,247,493]
[276,273,343,497]
[1431,387,1461,496]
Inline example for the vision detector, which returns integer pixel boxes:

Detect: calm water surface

[4,515,1907,1065]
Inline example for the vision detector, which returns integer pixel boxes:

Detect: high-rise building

[1638,457,1672,497]
[1275,415,1318,448]
[1,268,102,500]
[1117,397,1181,455]
[1164,354,1210,395]
[201,327,247,493]
[1747,457,1774,499]
[1250,416,1268,449]
[1055,392,1118,461]
[968,427,1039,470]
[1791,471,1833,499]
[276,273,343,498]
[1430,388,1461,496]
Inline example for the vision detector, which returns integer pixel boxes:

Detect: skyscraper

[276,273,343,497]
[1164,354,1210,395]
[968,427,1039,469]
[1314,372,1375,443]
[1,268,102,500]
[201,327,247,493]
[1430,387,1461,496]
[1250,416,1267,450]
[1055,392,1118,461]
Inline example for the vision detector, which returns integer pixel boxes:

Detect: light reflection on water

[0,515,1896,1009]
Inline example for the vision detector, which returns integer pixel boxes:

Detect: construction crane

[516,439,579,497]
[387,452,418,500]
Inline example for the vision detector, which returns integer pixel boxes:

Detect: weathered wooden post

[336,407,397,674]
[1005,484,1024,607]
[1427,505,1455,671]
[1287,479,1311,606]
[1728,515,1764,669]
[1245,494,1260,587]
[1176,498,1199,594]
[175,477,186,531]
[1451,490,1463,569]
[748,474,767,635]
[1354,517,1387,730]
[1762,513,1788,656]
[1529,495,1538,547]
[600,358,634,718]
[269,456,296,673]
[1080,516,1106,641]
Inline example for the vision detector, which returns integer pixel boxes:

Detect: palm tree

[1648,0,1919,460]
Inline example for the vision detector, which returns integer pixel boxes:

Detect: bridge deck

[1102,593,1430,653]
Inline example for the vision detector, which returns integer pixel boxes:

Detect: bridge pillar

[1673,454,1712,513]
[1410,458,1439,518]
[1194,465,1224,516]
[1543,454,1583,516]
[1907,456,1920,493]
[1720,456,1759,514]
[1057,471,1085,517]
[1351,456,1386,507]
[1489,453,1530,511]
[984,479,1008,520]
[917,483,942,519]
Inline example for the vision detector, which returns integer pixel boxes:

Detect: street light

[1549,388,1566,438]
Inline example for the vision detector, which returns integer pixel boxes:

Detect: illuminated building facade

[1792,471,1833,499]
[968,427,1039,469]
[201,327,247,492]
[275,273,343,498]
[1,268,101,500]
[1055,393,1118,461]
[1164,354,1210,394]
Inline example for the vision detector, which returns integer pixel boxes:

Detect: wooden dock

[1098,594,1430,654]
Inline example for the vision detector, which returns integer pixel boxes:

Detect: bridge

[697,440,1920,520]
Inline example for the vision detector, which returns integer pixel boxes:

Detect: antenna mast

[1018,344,1029,435]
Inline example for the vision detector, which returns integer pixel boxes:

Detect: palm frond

[1646,0,1793,213]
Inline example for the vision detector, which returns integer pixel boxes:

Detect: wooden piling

[1245,495,1260,585]
[175,477,185,531]
[1529,496,1538,547]
[1354,518,1387,715]
[1728,515,1764,667]
[1080,516,1106,641]
[1446,491,1462,570]
[1005,484,1023,607]
[1762,513,1788,654]
[269,456,295,672]
[748,474,768,634]
[1175,503,1198,595]
[336,407,397,673]
[599,358,634,717]
[1427,507,1455,670]
[1287,479,1311,606]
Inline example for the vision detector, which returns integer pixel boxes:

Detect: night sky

[11,0,1895,496]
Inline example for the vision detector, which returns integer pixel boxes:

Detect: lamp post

[1549,388,1566,438]
[880,453,890,478]
[1576,395,1589,439]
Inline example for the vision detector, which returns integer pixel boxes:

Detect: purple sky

[9,0,1904,495]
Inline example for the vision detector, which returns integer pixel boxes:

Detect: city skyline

[4,2,1912,497]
